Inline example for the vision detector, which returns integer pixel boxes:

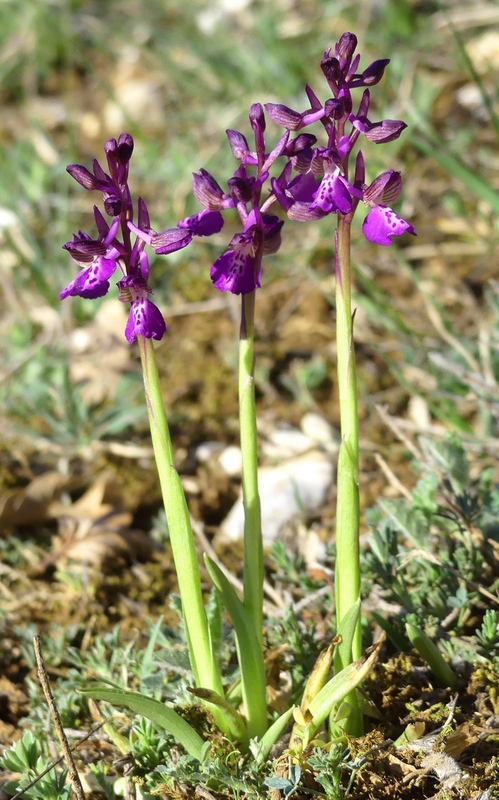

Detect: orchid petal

[125,298,166,343]
[362,205,416,246]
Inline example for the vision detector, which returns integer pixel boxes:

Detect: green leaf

[419,435,469,495]
[79,686,205,760]
[405,622,459,690]
[336,599,361,669]
[370,611,409,653]
[139,616,164,689]
[251,706,295,767]
[188,686,248,747]
[307,638,383,739]
[377,499,428,548]
[204,556,268,741]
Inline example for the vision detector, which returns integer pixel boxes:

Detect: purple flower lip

[362,205,416,246]
[60,214,121,299]
[309,169,354,215]
[361,170,416,245]
[209,210,283,296]
[117,274,166,343]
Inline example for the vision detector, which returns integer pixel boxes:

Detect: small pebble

[300,412,339,449]
[218,451,334,546]
[218,445,243,477]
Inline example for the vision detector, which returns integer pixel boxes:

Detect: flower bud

[324,98,345,120]
[103,195,123,216]
[226,129,250,160]
[264,103,303,131]
[250,103,266,134]
[193,169,225,210]
[335,32,357,65]
[67,164,100,190]
[361,59,390,86]
[116,133,134,164]
[227,176,253,203]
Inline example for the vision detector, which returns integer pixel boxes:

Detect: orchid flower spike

[61,135,192,343]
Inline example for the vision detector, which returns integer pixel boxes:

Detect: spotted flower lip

[361,169,416,246]
[210,211,283,295]
[60,211,121,300]
[117,274,166,343]
[362,205,415,246]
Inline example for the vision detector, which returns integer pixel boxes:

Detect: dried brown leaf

[0,471,74,528]
[56,527,159,571]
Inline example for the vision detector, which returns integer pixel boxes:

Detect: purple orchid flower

[146,104,292,296]
[265,32,415,246]
[61,134,191,343]
[61,210,121,300]
[210,209,283,294]
[272,154,415,246]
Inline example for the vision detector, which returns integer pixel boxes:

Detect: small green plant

[364,432,499,684]
[0,731,71,800]
[307,745,349,800]
[264,762,303,798]
[474,609,499,662]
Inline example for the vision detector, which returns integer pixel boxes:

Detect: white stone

[218,451,334,546]
[300,412,339,449]
[218,445,243,477]
[196,441,225,463]
[260,427,315,459]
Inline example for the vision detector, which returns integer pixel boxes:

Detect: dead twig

[33,634,87,800]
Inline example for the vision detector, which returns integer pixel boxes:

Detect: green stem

[239,292,264,644]
[238,292,268,737]
[138,336,228,734]
[334,219,361,667]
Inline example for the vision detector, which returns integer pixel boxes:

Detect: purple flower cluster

[61,34,415,342]
[162,103,290,296]
[60,134,189,343]
[265,32,415,244]
[145,33,415,296]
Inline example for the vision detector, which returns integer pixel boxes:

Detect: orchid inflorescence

[61,33,415,343]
